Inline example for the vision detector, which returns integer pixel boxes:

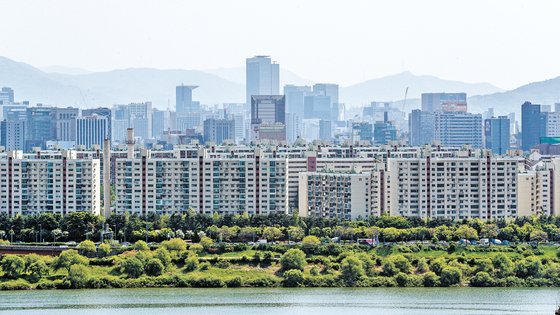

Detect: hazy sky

[1,0,559,89]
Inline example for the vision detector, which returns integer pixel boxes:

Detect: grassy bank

[1,238,560,290]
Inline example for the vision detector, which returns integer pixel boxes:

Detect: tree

[67,264,90,288]
[453,225,478,240]
[98,243,112,258]
[145,258,165,277]
[381,227,401,242]
[154,247,172,268]
[122,257,144,278]
[287,226,305,242]
[301,235,320,246]
[282,269,304,287]
[416,258,429,273]
[493,254,514,278]
[262,227,284,241]
[390,255,411,273]
[53,250,89,271]
[440,267,462,286]
[339,256,365,285]
[470,271,494,287]
[184,255,199,272]
[77,240,97,257]
[134,240,149,251]
[280,248,307,271]
[28,260,49,282]
[161,238,187,252]
[529,229,548,244]
[1,255,25,279]
[199,236,214,248]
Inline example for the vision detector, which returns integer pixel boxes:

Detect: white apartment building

[0,150,100,216]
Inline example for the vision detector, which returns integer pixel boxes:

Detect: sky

[0,0,559,89]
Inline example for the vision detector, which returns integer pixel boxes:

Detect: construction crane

[402,87,409,112]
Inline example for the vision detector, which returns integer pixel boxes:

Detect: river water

[0,287,558,314]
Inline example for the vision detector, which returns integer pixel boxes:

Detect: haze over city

[1,0,560,89]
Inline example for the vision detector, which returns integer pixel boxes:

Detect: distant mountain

[469,76,560,114]
[340,71,504,109]
[205,67,313,87]
[0,56,244,107]
[41,65,93,75]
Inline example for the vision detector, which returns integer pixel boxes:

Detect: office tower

[111,105,129,143]
[0,87,14,104]
[232,114,246,143]
[285,113,301,144]
[203,118,235,144]
[545,111,560,137]
[521,102,546,151]
[352,122,373,143]
[319,120,332,141]
[246,56,279,109]
[0,107,27,151]
[82,107,112,140]
[26,106,55,150]
[250,95,286,141]
[176,112,201,131]
[0,151,100,216]
[176,85,199,115]
[421,93,467,112]
[485,116,510,154]
[152,109,171,140]
[77,115,109,149]
[331,103,345,121]
[284,85,311,119]
[52,107,79,142]
[313,83,339,107]
[374,112,397,145]
[434,111,483,148]
[128,102,152,140]
[303,95,331,120]
[409,109,435,146]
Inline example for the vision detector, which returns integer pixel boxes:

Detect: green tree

[529,229,548,244]
[283,269,304,287]
[98,243,112,258]
[161,238,187,252]
[416,257,429,273]
[122,257,144,278]
[262,227,284,241]
[28,260,49,282]
[390,255,411,273]
[287,226,305,242]
[440,267,462,286]
[52,250,89,271]
[134,240,150,251]
[339,256,365,285]
[199,236,214,248]
[154,247,172,268]
[145,258,165,276]
[77,240,97,257]
[1,255,25,279]
[301,235,320,246]
[470,271,494,287]
[280,248,307,271]
[454,225,478,240]
[184,255,199,272]
[422,271,440,287]
[67,264,89,288]
[493,254,514,277]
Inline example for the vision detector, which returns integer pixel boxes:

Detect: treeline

[1,212,560,244]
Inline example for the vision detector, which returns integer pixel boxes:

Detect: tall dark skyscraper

[176,85,199,115]
[250,95,285,141]
[485,116,510,154]
[409,109,435,146]
[521,101,546,151]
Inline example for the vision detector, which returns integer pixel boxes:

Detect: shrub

[283,269,305,287]
[382,260,398,276]
[145,258,165,277]
[422,271,440,287]
[162,238,187,252]
[390,255,411,273]
[28,260,49,282]
[440,267,462,287]
[98,243,112,258]
[416,258,429,273]
[470,271,495,287]
[226,276,243,287]
[199,262,211,271]
[154,248,172,268]
[1,255,25,279]
[122,257,144,278]
[339,256,365,286]
[134,240,149,251]
[67,264,90,288]
[301,235,321,246]
[189,244,204,254]
[280,249,307,271]
[199,236,214,249]
[52,250,89,271]
[77,240,97,257]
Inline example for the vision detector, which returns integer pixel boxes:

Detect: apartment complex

[0,150,100,216]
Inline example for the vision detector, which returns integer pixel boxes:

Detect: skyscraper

[374,112,397,145]
[284,85,311,119]
[203,118,235,144]
[76,115,109,149]
[485,116,510,154]
[313,83,339,107]
[434,111,483,148]
[152,109,171,140]
[421,93,467,112]
[176,85,199,115]
[82,107,112,140]
[0,87,14,104]
[521,101,546,151]
[52,107,79,142]
[352,122,373,143]
[251,95,285,141]
[246,56,279,109]
[26,106,55,150]
[409,110,435,146]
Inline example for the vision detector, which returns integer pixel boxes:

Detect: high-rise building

[285,113,301,144]
[246,56,279,109]
[374,112,397,145]
[52,107,79,142]
[319,120,332,141]
[26,106,55,150]
[313,83,339,107]
[82,107,112,140]
[0,87,14,104]
[0,119,26,151]
[485,116,510,154]
[544,111,560,137]
[176,85,199,115]
[284,85,311,119]
[250,95,286,141]
[434,111,483,148]
[352,122,373,143]
[421,93,467,112]
[521,101,546,151]
[304,95,331,120]
[409,110,435,146]
[152,109,171,140]
[77,115,109,149]
[203,118,235,144]
[111,105,130,143]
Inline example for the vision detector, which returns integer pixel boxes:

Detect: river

[0,287,558,314]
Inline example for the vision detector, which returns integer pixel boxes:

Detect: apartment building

[0,150,100,216]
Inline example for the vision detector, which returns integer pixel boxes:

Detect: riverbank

[1,239,560,290]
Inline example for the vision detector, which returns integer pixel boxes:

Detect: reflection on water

[0,287,558,315]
